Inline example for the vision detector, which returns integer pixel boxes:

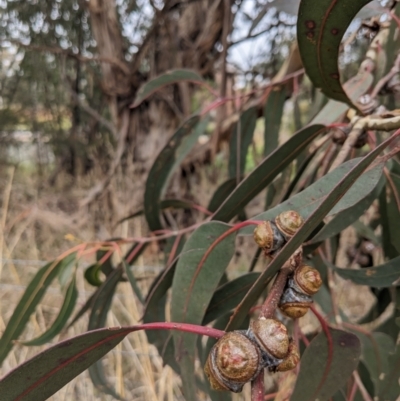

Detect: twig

[329,118,400,172]
[260,248,303,319]
[370,53,400,98]
[352,371,373,401]
[251,370,265,401]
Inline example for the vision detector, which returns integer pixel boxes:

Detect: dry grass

[0,165,188,401]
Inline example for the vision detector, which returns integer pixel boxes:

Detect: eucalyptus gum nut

[279,302,311,319]
[204,331,261,393]
[280,286,313,304]
[249,318,289,359]
[275,210,304,239]
[253,221,285,254]
[275,341,300,372]
[295,265,322,295]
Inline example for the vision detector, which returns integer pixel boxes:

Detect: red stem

[139,322,225,338]
[251,370,265,401]
[260,267,292,319]
[259,248,302,318]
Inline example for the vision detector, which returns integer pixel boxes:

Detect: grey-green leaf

[21,275,78,346]
[88,266,124,400]
[213,124,325,222]
[229,107,257,178]
[0,254,76,365]
[329,257,400,288]
[144,115,205,231]
[171,222,236,401]
[131,69,205,108]
[226,134,397,331]
[240,161,385,235]
[290,328,361,401]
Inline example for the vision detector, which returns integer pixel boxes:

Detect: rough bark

[85,0,233,213]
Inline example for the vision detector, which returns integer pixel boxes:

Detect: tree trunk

[85,0,232,217]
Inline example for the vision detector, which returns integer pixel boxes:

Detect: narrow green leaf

[171,222,236,400]
[143,260,180,372]
[226,134,398,330]
[310,170,384,243]
[0,254,76,365]
[290,328,361,401]
[379,189,399,259]
[144,115,205,231]
[329,256,400,288]
[0,327,131,401]
[88,266,123,400]
[123,261,144,304]
[378,343,400,400]
[264,87,286,156]
[67,287,98,328]
[229,107,257,178]
[21,276,78,346]
[355,331,395,396]
[131,69,205,107]
[387,178,400,253]
[142,236,185,372]
[208,179,237,213]
[202,273,260,325]
[213,124,325,222]
[240,161,385,235]
[297,0,372,105]
[281,146,320,201]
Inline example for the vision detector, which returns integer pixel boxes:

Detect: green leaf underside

[0,327,132,401]
[144,115,204,231]
[170,222,236,400]
[240,160,384,235]
[290,328,361,401]
[226,134,396,331]
[329,256,400,287]
[213,124,326,222]
[88,267,123,400]
[229,107,257,178]
[297,0,372,106]
[131,69,205,107]
[0,254,76,365]
[21,276,78,346]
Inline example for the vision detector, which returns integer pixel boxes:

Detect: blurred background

[0,1,391,400]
